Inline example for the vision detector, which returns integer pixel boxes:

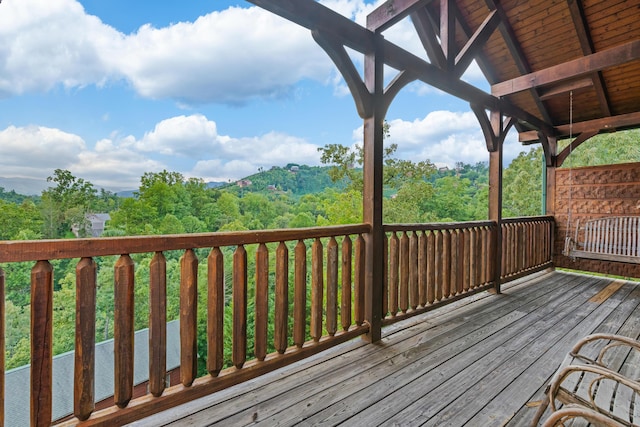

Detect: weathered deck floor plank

[130,270,640,427]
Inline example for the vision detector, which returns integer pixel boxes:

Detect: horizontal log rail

[0,225,370,426]
[501,216,555,281]
[382,221,497,325]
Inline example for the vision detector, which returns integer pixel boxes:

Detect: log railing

[501,216,554,281]
[0,217,555,426]
[382,217,555,325]
[0,225,370,426]
[382,221,496,325]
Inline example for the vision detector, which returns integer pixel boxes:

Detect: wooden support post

[31,261,54,427]
[488,111,503,294]
[545,136,557,216]
[363,39,384,343]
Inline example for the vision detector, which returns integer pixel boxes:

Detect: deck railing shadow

[0,216,553,426]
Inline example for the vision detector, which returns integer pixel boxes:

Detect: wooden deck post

[488,112,503,294]
[363,39,384,343]
[544,136,557,216]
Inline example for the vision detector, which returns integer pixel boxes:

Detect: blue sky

[0,0,526,192]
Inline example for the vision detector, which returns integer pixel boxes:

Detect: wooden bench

[566,216,640,264]
[532,334,640,426]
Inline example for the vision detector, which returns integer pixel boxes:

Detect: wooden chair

[532,334,640,426]
[541,405,626,427]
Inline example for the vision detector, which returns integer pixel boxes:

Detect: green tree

[41,169,97,238]
[503,147,543,217]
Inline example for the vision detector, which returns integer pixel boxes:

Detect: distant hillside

[0,177,48,195]
[222,164,343,196]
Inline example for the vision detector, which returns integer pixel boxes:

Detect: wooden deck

[130,269,640,427]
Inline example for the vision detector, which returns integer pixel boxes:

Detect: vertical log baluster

[114,255,134,408]
[434,230,443,301]
[471,227,480,287]
[75,257,97,420]
[255,243,269,361]
[480,226,488,284]
[31,260,53,426]
[149,252,166,396]
[208,247,224,376]
[382,233,388,318]
[294,240,307,347]
[275,242,289,354]
[450,229,459,296]
[488,225,496,284]
[326,237,338,336]
[399,232,409,313]
[341,236,352,331]
[426,231,436,304]
[354,234,365,326]
[233,245,247,369]
[476,226,483,285]
[389,232,399,316]
[0,266,4,427]
[463,228,471,292]
[442,229,451,299]
[418,231,427,307]
[456,229,464,294]
[409,231,418,310]
[311,238,324,342]
[180,249,198,385]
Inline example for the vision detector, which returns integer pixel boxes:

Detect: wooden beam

[555,130,598,167]
[248,0,556,135]
[555,111,640,136]
[441,0,456,71]
[454,10,500,78]
[312,30,372,118]
[367,0,434,32]
[538,77,593,101]
[492,39,640,97]
[411,8,446,69]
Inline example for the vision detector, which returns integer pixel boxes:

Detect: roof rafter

[485,0,553,124]
[567,0,611,116]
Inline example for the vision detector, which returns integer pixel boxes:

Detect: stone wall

[554,162,640,278]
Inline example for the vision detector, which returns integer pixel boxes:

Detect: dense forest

[2,130,639,372]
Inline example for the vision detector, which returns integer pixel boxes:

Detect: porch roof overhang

[248,0,640,146]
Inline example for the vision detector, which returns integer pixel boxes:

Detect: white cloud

[0,125,85,178]
[0,0,334,104]
[352,110,522,167]
[110,7,332,104]
[0,0,118,96]
[0,114,324,190]
[136,115,219,156]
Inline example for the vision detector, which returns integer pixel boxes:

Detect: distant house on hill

[71,213,111,237]
[236,179,252,188]
[5,320,181,426]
